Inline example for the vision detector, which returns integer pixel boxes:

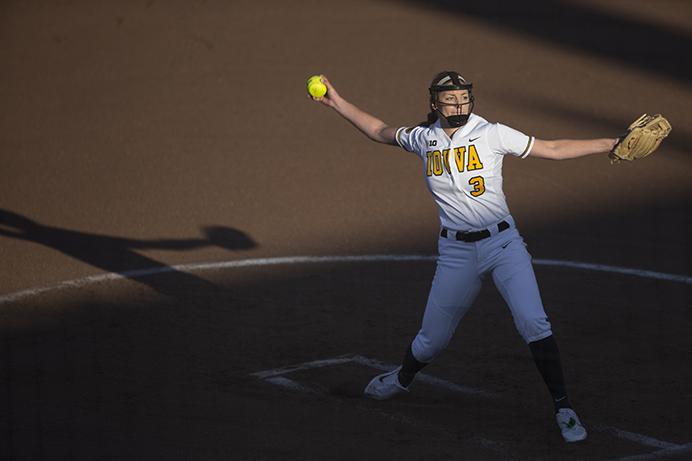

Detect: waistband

[440,218,513,243]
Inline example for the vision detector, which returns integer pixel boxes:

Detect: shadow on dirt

[0,209,257,299]
[401,0,692,86]
[488,89,690,153]
[1,199,690,460]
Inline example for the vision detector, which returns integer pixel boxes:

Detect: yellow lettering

[432,150,443,176]
[442,149,451,174]
[466,145,484,171]
[454,147,465,172]
[425,151,432,177]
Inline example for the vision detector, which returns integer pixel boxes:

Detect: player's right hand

[310,75,341,109]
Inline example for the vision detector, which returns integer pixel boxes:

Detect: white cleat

[555,408,588,443]
[363,367,409,400]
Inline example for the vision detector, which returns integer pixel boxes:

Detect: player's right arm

[311,76,398,145]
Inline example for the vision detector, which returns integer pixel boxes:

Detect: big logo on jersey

[425,144,486,196]
[425,144,484,176]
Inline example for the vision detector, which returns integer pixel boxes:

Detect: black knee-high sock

[397,344,427,387]
[528,335,572,412]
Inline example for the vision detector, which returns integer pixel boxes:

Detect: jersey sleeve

[486,123,535,158]
[395,125,426,156]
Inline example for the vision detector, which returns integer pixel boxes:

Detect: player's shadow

[0,209,257,302]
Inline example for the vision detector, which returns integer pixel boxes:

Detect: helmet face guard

[429,71,475,128]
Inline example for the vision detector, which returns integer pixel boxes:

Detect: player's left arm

[530,138,619,160]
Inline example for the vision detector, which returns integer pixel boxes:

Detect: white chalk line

[251,354,688,456]
[250,355,356,379]
[254,354,507,455]
[611,442,692,461]
[351,355,493,397]
[2,253,689,452]
[251,354,492,397]
[264,376,318,394]
[535,259,692,285]
[590,423,679,450]
[1,254,690,306]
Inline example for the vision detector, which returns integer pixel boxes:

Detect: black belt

[441,220,510,242]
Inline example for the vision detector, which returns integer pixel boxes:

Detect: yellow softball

[307,75,327,98]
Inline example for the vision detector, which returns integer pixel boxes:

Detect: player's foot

[363,367,409,400]
[555,408,587,442]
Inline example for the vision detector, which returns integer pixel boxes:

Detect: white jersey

[395,113,534,231]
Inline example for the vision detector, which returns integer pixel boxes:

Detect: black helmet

[428,71,475,127]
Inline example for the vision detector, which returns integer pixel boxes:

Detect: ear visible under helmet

[428,71,475,128]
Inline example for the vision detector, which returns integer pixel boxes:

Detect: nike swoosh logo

[469,136,481,142]
[501,242,511,249]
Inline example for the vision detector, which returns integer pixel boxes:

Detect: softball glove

[609,114,672,163]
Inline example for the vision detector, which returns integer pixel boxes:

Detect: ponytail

[417,110,438,127]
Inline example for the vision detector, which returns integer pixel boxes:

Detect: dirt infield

[2,1,691,460]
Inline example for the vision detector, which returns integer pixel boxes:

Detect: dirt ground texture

[1,1,691,460]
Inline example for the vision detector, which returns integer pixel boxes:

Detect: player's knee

[517,315,552,343]
[411,331,450,363]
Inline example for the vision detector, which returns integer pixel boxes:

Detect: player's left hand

[609,114,672,163]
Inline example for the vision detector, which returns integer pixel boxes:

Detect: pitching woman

[310,71,619,442]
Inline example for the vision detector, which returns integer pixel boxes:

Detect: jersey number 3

[468,176,485,197]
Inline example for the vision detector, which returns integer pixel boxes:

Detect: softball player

[311,71,618,443]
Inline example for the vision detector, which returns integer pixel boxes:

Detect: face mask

[434,99,474,128]
[438,112,471,128]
